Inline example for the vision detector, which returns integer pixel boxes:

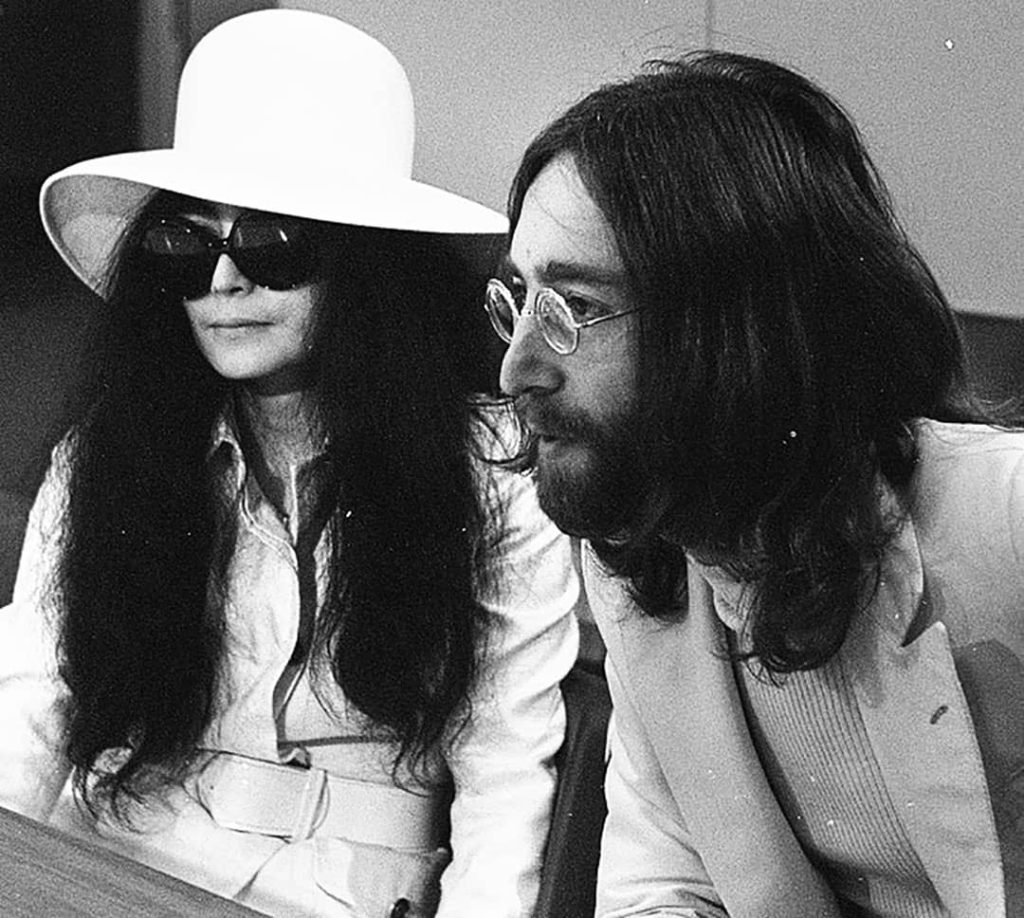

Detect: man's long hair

[52,190,504,812]
[508,51,996,673]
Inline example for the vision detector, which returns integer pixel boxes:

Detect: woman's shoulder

[465,397,563,543]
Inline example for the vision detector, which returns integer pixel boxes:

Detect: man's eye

[563,294,608,323]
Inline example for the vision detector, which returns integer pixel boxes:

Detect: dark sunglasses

[139,212,319,300]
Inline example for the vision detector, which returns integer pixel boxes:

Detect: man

[487,51,1024,917]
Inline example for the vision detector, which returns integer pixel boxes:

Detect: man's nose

[209,252,255,295]
[498,315,561,398]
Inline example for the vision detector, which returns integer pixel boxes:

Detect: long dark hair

[52,190,504,812]
[508,51,1001,673]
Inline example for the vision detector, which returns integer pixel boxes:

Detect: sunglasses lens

[141,219,216,300]
[484,280,516,342]
[231,215,317,290]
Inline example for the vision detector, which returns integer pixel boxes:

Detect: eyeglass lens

[484,280,516,342]
[140,213,318,300]
[485,280,577,355]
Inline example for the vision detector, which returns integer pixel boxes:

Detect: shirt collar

[207,402,247,493]
[206,399,335,544]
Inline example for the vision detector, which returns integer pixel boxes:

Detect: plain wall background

[3,0,1023,497]
[0,0,1021,597]
[137,0,1023,319]
[293,0,1022,319]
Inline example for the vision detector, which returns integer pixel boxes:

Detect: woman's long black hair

[507,51,1011,674]
[52,190,505,812]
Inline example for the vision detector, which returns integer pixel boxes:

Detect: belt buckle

[289,764,329,841]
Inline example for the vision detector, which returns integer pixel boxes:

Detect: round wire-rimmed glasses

[484,278,637,356]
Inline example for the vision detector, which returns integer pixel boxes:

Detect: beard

[517,398,643,539]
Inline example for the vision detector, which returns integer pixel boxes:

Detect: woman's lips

[209,318,271,328]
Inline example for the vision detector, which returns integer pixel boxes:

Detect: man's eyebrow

[542,259,628,288]
[501,254,627,288]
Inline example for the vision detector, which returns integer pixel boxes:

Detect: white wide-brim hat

[40,9,507,295]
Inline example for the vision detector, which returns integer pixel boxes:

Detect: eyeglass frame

[484,277,638,356]
[139,211,320,299]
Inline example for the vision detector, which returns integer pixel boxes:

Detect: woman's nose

[498,315,561,399]
[209,252,255,294]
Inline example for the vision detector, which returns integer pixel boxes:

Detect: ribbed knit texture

[735,654,948,917]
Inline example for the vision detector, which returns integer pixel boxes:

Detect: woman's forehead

[176,199,244,228]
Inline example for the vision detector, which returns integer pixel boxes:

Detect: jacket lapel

[590,510,1006,917]
[592,550,841,918]
[844,518,1005,917]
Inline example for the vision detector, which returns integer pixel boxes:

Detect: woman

[0,11,578,918]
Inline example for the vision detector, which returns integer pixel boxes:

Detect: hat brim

[40,150,508,294]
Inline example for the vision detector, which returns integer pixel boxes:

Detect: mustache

[511,395,601,442]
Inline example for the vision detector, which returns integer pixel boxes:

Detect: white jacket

[592,420,1024,916]
[0,411,580,918]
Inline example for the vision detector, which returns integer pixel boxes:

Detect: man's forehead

[508,156,624,285]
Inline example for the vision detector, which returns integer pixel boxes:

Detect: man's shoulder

[579,541,699,645]
[911,418,1024,566]
[916,417,1024,454]
[578,541,629,625]
[913,418,1024,501]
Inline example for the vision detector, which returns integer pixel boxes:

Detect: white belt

[195,752,446,850]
